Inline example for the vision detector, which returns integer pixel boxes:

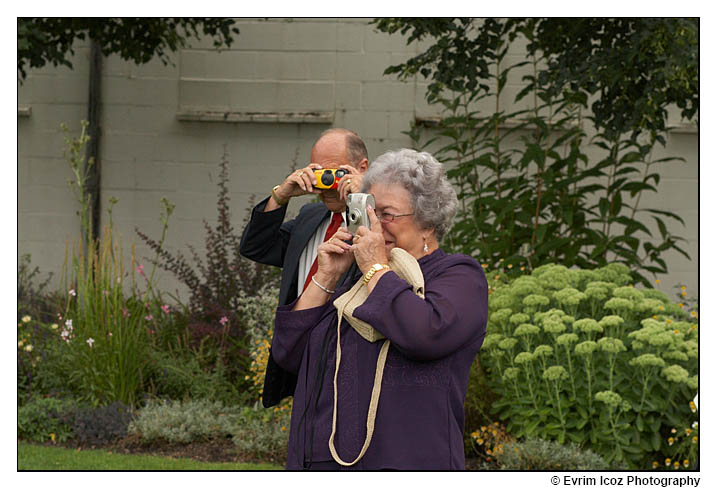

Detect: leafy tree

[18,18,239,81]
[372,18,697,286]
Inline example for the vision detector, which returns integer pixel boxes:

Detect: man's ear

[357,158,369,173]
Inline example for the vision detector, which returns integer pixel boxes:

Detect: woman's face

[368,183,428,259]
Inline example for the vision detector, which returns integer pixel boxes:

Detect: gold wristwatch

[363,263,390,285]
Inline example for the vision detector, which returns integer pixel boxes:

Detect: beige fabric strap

[328,248,424,466]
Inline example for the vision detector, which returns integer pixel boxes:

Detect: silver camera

[346,193,375,235]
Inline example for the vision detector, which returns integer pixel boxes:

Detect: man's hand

[265,163,323,211]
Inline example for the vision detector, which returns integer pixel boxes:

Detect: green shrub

[498,438,610,470]
[231,406,290,464]
[18,396,76,443]
[480,263,698,468]
[128,399,241,444]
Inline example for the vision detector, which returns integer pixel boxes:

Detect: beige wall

[17,18,698,300]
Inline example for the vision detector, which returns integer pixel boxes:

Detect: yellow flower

[51,323,58,330]
[668,437,675,446]
[655,279,660,285]
[685,428,692,436]
[50,433,56,442]
[22,315,31,323]
[689,400,697,412]
[481,264,488,269]
[692,436,698,444]
[665,458,671,466]
[684,460,690,468]
[653,461,659,469]
[281,426,287,432]
[24,345,33,352]
[673,461,680,469]
[690,311,697,318]
[507,264,513,269]
[477,438,484,445]
[18,341,24,348]
[681,291,687,297]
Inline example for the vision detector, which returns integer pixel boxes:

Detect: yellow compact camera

[313,168,348,190]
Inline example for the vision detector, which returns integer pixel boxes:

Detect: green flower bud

[489,308,513,325]
[498,338,518,350]
[585,287,609,301]
[595,390,622,408]
[543,319,566,334]
[514,351,535,364]
[605,297,633,311]
[648,332,674,347]
[687,375,698,390]
[641,288,669,302]
[599,315,624,329]
[574,340,598,356]
[509,312,531,325]
[573,318,604,335]
[629,353,665,368]
[514,323,541,336]
[534,344,554,358]
[598,337,627,354]
[543,365,568,381]
[482,333,504,350]
[503,367,520,381]
[663,350,689,362]
[556,333,579,346]
[662,365,690,384]
[554,287,586,306]
[523,294,551,307]
[637,298,665,314]
[595,263,632,285]
[613,286,644,302]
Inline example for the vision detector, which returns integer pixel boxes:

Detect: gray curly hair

[361,149,458,240]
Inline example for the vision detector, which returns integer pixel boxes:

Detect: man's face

[310,135,353,213]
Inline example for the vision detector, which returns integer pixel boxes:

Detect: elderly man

[240,128,369,407]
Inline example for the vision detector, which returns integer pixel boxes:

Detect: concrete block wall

[17,18,698,300]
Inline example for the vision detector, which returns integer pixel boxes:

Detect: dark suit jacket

[240,196,356,407]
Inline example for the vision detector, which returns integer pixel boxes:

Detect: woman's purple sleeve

[272,301,328,374]
[352,259,488,361]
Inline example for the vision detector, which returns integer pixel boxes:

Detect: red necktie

[303,212,344,292]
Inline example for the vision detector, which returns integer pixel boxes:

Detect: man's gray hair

[319,128,368,166]
[361,149,458,240]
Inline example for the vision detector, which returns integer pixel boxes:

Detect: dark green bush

[498,437,610,470]
[18,396,76,443]
[480,263,697,468]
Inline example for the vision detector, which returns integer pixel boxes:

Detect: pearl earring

[423,238,429,253]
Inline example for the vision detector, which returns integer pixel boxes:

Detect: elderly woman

[272,149,488,470]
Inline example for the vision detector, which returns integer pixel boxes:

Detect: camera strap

[328,247,425,466]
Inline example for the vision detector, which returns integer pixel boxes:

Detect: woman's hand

[314,227,355,289]
[337,165,364,202]
[351,205,389,274]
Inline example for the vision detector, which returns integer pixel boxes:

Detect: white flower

[21,315,31,323]
[69,289,76,297]
[24,345,33,352]
[86,338,95,348]
[65,319,73,329]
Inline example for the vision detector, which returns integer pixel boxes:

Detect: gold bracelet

[363,263,390,286]
[271,185,288,206]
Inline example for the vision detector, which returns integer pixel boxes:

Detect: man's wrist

[271,185,289,206]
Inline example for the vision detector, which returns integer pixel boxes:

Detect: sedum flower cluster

[479,263,698,469]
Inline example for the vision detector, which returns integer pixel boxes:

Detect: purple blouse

[272,249,488,470]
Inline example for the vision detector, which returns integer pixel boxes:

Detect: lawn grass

[18,442,283,470]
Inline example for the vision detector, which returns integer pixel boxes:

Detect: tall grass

[58,217,150,406]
